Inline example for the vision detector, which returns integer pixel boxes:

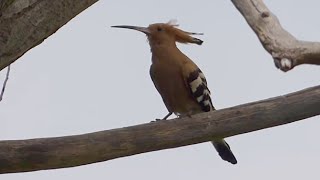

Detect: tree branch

[0,85,319,174]
[0,0,99,71]
[0,0,319,174]
[231,0,320,71]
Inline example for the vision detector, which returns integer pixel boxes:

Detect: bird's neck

[150,42,184,64]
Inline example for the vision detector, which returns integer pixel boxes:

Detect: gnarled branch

[0,85,319,174]
[0,0,99,71]
[1,0,319,72]
[231,0,320,71]
[0,0,319,174]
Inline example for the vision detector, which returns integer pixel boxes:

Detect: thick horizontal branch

[0,85,319,174]
[231,0,320,71]
[0,0,99,71]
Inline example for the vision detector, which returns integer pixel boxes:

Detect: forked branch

[231,0,320,71]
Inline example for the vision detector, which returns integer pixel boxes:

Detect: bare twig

[0,85,319,174]
[0,65,10,102]
[231,0,320,71]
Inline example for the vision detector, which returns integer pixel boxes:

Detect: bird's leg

[161,112,173,120]
[152,112,173,122]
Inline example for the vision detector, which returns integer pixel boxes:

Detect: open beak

[111,25,150,35]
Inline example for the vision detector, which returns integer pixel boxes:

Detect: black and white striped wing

[186,69,215,112]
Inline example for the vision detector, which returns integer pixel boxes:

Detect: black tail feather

[211,139,237,164]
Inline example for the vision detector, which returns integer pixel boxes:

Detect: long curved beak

[111,25,150,35]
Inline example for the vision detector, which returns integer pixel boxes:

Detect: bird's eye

[157,27,163,32]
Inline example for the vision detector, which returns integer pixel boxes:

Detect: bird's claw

[150,118,166,123]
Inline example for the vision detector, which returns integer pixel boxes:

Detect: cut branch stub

[232,0,320,72]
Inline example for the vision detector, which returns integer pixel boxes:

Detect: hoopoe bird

[112,21,237,164]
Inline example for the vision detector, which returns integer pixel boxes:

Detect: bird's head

[112,21,203,47]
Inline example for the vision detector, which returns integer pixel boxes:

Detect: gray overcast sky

[1,0,319,179]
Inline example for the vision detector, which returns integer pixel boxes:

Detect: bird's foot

[150,112,173,122]
[150,118,166,123]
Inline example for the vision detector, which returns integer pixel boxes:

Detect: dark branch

[231,0,320,71]
[0,85,319,174]
[0,0,99,71]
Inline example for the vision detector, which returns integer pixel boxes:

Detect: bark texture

[1,0,319,72]
[0,0,98,71]
[0,0,319,175]
[231,0,320,71]
[0,85,319,174]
